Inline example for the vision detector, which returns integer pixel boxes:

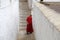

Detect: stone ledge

[34,2,60,32]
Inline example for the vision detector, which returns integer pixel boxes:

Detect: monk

[26,15,33,35]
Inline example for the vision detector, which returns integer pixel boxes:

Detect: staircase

[19,0,27,2]
[17,1,31,40]
[19,1,31,33]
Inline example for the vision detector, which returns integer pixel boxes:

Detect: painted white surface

[0,0,19,40]
[0,0,10,8]
[43,0,60,2]
[32,2,60,40]
[28,0,32,9]
[28,0,40,9]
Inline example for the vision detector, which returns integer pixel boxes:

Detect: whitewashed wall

[28,0,60,9]
[0,0,19,40]
[0,0,10,8]
[43,0,60,2]
[28,0,40,9]
[28,0,32,9]
[32,2,60,40]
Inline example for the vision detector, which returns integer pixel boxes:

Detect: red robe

[26,15,33,33]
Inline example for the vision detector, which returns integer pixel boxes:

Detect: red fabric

[26,16,33,33]
[27,16,32,24]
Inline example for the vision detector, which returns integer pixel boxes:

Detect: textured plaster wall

[32,2,60,40]
[43,0,60,2]
[0,0,19,40]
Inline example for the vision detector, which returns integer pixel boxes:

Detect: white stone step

[19,2,29,10]
[20,20,27,23]
[19,2,28,7]
[18,30,26,37]
[19,23,27,26]
[19,0,27,2]
[20,22,27,25]
[20,15,29,17]
[20,22,27,24]
[20,13,30,15]
[19,9,31,12]
[19,28,26,31]
[20,16,28,18]
[19,24,27,27]
[20,19,26,21]
[20,18,26,20]
[19,25,26,29]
